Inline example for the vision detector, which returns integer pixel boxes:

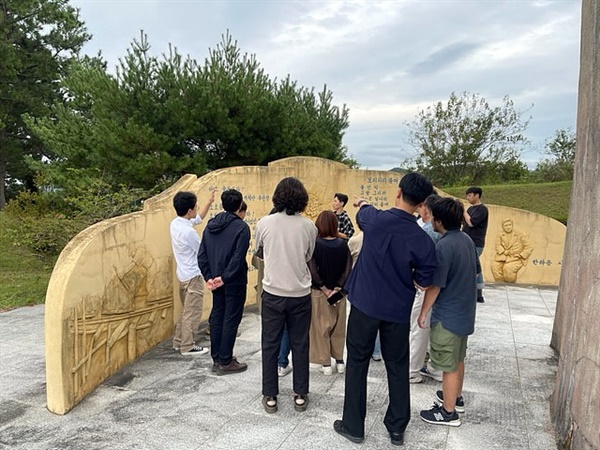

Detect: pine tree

[0,0,90,208]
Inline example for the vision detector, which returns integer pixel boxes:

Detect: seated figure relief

[492,218,533,283]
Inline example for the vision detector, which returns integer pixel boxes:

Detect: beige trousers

[309,289,347,365]
[173,275,204,352]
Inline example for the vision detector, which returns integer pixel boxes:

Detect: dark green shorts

[429,322,468,373]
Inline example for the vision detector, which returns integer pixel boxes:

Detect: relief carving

[67,248,173,400]
[492,218,534,283]
[305,190,327,221]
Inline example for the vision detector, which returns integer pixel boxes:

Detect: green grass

[443,181,572,224]
[0,212,53,311]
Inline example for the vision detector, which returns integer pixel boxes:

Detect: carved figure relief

[67,248,173,399]
[492,218,533,283]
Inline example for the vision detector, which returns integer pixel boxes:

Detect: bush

[4,191,88,257]
[4,180,149,258]
[532,159,574,183]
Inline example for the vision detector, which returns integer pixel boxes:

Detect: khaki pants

[309,289,346,365]
[173,275,204,352]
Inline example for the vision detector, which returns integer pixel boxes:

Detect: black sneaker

[419,404,461,427]
[180,345,209,356]
[435,390,465,413]
[333,420,364,443]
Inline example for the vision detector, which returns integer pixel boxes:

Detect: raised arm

[197,189,216,220]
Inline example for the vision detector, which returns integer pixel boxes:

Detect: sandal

[293,394,308,412]
[262,395,277,414]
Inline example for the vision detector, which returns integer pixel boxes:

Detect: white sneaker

[420,367,443,382]
[321,365,333,376]
[336,363,345,374]
[181,345,209,356]
[409,375,423,384]
[278,365,293,377]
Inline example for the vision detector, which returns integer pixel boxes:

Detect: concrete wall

[44,175,197,415]
[45,156,566,414]
[551,1,600,448]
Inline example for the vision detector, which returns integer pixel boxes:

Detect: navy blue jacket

[198,212,250,285]
[345,205,437,323]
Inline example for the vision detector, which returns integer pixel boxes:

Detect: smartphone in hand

[327,291,344,305]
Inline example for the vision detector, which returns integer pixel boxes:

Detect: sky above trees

[71,0,581,170]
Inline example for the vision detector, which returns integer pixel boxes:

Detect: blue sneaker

[435,390,465,413]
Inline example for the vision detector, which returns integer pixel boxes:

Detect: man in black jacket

[198,189,251,375]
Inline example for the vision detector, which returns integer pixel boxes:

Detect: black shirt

[463,204,489,247]
[308,237,352,290]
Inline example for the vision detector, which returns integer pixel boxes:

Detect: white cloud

[71,0,581,171]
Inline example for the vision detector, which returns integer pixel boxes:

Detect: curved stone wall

[45,156,566,414]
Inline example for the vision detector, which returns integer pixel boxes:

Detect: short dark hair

[239,200,247,213]
[431,197,464,230]
[465,186,483,197]
[221,189,243,212]
[272,177,309,215]
[399,173,434,206]
[424,193,442,211]
[173,191,197,217]
[334,193,349,207]
[315,210,339,238]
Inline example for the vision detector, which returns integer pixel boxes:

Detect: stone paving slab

[0,285,559,449]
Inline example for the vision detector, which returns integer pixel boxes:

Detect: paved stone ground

[0,285,558,450]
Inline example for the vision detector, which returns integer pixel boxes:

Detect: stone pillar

[551,1,600,448]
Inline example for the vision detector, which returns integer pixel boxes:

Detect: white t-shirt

[170,215,203,282]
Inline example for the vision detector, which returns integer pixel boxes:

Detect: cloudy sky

[71,0,582,170]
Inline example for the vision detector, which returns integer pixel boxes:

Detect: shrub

[4,180,149,258]
[4,191,87,257]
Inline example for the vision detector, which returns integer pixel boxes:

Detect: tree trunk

[0,156,6,209]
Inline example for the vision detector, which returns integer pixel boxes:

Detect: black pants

[342,305,411,437]
[261,290,311,397]
[209,284,247,365]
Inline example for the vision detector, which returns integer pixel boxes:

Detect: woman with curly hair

[255,177,318,414]
[308,210,353,375]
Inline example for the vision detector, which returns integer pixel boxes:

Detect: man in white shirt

[170,190,214,355]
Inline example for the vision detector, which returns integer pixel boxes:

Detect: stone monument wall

[551,1,600,448]
[46,156,566,414]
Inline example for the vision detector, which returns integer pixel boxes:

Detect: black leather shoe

[333,420,364,444]
[389,431,404,446]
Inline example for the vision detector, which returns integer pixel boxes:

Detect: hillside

[443,181,572,225]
